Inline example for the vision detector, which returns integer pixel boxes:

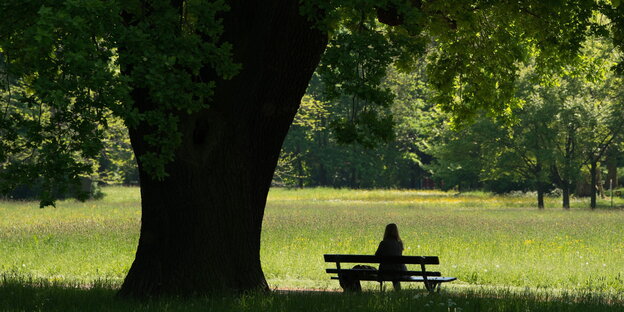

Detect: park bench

[324,254,456,292]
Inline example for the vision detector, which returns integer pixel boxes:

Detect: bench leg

[424,281,441,293]
[424,281,432,293]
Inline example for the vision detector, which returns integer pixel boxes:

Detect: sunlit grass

[261,191,624,294]
[267,187,624,209]
[0,186,140,285]
[1,186,623,301]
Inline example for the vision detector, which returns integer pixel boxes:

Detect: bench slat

[326,268,441,277]
[324,254,439,265]
[330,276,457,283]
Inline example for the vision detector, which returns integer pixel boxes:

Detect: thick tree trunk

[119,1,326,297]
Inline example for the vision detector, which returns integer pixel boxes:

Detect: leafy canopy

[1,0,619,204]
[0,0,237,205]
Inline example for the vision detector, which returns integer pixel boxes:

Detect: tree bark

[119,1,327,297]
[550,165,570,209]
[535,162,544,209]
[562,186,570,209]
[537,187,544,209]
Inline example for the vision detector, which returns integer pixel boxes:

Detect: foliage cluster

[274,16,624,209]
[426,36,624,208]
[0,0,237,205]
[274,64,438,189]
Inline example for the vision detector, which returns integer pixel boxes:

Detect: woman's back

[375,239,403,256]
[375,239,407,271]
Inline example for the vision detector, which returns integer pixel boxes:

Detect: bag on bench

[339,265,377,292]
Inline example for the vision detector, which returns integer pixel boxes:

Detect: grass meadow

[1,186,623,311]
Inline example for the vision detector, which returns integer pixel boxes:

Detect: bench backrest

[324,254,439,265]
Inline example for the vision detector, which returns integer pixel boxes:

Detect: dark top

[375,239,407,272]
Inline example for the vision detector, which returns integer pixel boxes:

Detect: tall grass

[0,187,140,285]
[1,186,623,310]
[262,188,624,293]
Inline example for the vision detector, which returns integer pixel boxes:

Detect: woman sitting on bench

[375,223,407,291]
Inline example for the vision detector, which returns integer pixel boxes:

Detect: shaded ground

[1,278,622,312]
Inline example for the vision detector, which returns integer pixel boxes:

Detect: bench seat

[324,254,456,292]
[330,275,457,283]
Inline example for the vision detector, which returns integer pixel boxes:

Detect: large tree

[1,0,614,297]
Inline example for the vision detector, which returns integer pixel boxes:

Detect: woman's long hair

[383,223,401,242]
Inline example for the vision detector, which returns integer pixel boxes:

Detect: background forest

[274,35,624,210]
[4,37,623,210]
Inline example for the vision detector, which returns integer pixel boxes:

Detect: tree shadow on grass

[1,277,622,312]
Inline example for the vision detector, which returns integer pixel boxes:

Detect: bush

[4,177,103,202]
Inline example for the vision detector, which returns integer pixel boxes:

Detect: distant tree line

[3,37,623,210]
[275,37,624,209]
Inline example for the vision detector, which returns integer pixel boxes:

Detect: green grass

[0,187,139,284]
[263,188,624,292]
[1,186,623,310]
[0,279,621,312]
